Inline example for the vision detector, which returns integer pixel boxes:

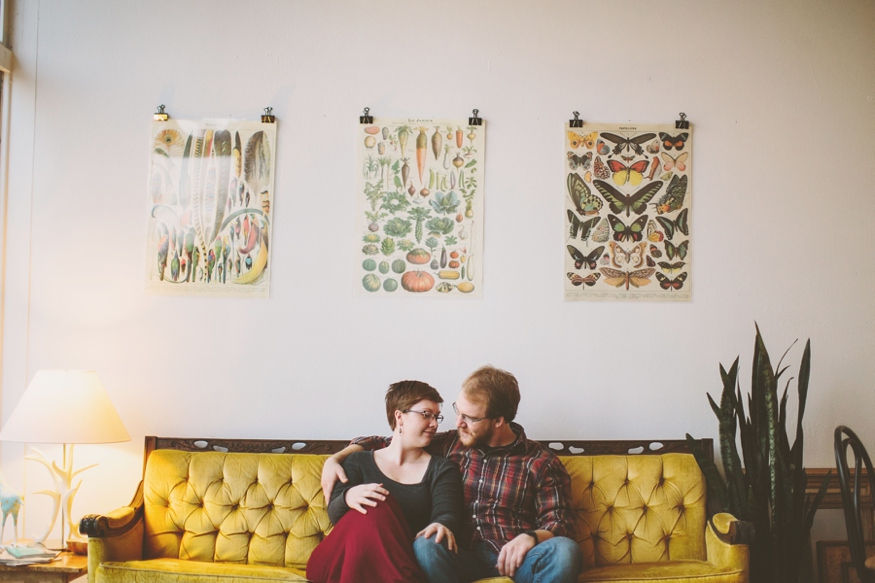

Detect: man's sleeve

[426,430,456,456]
[534,455,576,538]
[352,430,455,455]
[350,435,391,450]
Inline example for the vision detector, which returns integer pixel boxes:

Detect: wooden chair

[835,425,875,583]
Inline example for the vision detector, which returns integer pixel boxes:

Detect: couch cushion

[467,560,744,583]
[98,558,307,582]
[144,450,332,569]
[561,454,707,568]
[578,560,744,583]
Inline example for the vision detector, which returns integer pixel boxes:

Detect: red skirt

[306,494,425,583]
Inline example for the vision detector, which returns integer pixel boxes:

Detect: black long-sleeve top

[328,451,462,535]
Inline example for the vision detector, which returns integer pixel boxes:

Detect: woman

[307,380,462,583]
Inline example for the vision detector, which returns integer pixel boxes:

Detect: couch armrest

[79,481,145,583]
[709,513,755,545]
[706,512,751,572]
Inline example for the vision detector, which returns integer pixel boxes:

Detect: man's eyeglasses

[453,402,488,425]
[403,410,444,424]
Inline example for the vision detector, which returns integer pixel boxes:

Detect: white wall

[1,0,873,549]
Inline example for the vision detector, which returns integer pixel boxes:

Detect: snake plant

[686,324,830,583]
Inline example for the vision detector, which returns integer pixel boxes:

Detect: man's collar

[474,422,527,454]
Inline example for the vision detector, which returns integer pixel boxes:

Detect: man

[321,365,583,583]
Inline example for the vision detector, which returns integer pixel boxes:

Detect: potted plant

[686,324,830,583]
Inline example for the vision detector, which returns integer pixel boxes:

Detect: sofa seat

[467,560,743,583]
[97,558,307,582]
[578,560,744,583]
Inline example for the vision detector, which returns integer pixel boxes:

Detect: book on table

[0,544,60,565]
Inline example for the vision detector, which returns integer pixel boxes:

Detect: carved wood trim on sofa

[143,435,713,474]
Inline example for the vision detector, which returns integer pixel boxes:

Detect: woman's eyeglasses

[403,409,444,423]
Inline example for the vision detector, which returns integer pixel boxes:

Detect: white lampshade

[0,370,130,444]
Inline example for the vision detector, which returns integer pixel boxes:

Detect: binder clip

[261,107,276,123]
[675,112,690,129]
[468,109,482,126]
[153,105,169,122]
[360,107,373,124]
[569,111,583,128]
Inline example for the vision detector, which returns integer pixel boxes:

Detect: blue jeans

[413,535,582,583]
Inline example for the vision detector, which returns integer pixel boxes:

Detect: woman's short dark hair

[386,380,443,429]
[462,365,520,423]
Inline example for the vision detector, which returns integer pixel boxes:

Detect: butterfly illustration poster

[146,119,276,297]
[564,122,691,301]
[355,119,485,297]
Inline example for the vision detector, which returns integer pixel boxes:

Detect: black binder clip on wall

[262,107,276,123]
[360,107,374,124]
[154,105,169,122]
[468,109,482,126]
[569,111,583,128]
[675,112,690,129]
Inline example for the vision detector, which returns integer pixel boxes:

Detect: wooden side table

[0,552,87,582]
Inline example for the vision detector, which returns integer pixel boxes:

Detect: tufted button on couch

[80,437,748,583]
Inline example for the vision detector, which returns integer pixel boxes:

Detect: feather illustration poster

[564,122,691,302]
[355,119,485,297]
[146,120,276,297]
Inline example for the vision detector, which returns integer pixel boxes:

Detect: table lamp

[0,370,130,550]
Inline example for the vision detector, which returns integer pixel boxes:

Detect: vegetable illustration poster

[146,120,276,297]
[356,119,485,297]
[564,123,691,301]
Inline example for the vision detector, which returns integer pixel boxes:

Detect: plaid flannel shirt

[352,423,575,552]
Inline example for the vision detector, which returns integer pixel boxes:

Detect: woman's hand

[344,483,389,514]
[416,522,457,553]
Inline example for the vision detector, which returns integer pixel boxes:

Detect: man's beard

[459,424,492,448]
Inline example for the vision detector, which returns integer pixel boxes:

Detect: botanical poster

[146,120,276,297]
[564,123,691,301]
[356,119,485,297]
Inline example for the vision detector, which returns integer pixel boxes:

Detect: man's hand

[320,456,348,502]
[496,533,536,577]
[320,444,363,501]
[344,483,388,514]
[416,522,457,553]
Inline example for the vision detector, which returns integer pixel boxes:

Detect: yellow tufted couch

[80,436,748,583]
